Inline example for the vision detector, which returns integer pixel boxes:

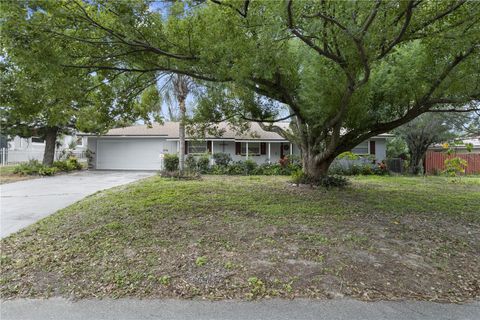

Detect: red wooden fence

[425,151,480,175]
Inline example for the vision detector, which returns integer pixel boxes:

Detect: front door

[280,143,290,159]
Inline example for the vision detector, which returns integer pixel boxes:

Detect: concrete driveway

[0,170,154,238]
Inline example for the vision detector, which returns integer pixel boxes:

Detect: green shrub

[197,154,210,173]
[13,160,58,176]
[244,159,257,174]
[210,165,228,175]
[38,166,58,176]
[291,170,349,188]
[337,151,360,161]
[360,164,373,175]
[373,161,389,175]
[227,162,245,175]
[185,154,197,172]
[53,156,82,172]
[443,157,468,177]
[163,154,179,172]
[212,152,232,167]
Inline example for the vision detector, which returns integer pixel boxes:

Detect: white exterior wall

[371,138,387,162]
[86,136,386,170]
[3,135,88,164]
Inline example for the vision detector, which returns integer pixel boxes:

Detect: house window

[351,141,369,155]
[76,137,83,147]
[241,142,260,156]
[188,141,207,154]
[31,136,44,144]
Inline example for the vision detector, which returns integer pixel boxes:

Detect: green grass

[0,165,34,184]
[1,175,479,302]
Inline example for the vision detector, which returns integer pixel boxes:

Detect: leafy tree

[0,1,161,165]
[4,0,480,177]
[395,112,479,174]
[395,114,455,174]
[386,136,408,159]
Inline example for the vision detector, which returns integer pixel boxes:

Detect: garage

[95,138,165,170]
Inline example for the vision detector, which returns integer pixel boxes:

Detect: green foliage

[243,159,258,174]
[246,277,266,299]
[337,152,360,161]
[212,152,232,167]
[291,170,349,188]
[53,157,83,172]
[209,159,301,176]
[2,0,479,175]
[443,157,468,177]
[158,275,171,286]
[197,154,210,173]
[386,137,409,159]
[329,162,389,176]
[185,154,197,172]
[163,154,179,172]
[195,256,207,267]
[13,160,57,176]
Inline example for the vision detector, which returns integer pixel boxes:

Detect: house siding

[86,135,388,170]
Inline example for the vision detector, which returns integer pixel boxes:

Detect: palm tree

[160,74,194,171]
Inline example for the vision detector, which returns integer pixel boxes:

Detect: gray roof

[86,122,392,141]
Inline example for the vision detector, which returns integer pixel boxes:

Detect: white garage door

[96,139,164,170]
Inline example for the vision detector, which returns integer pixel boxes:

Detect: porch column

[290,143,293,156]
[268,142,271,164]
[246,142,249,160]
[211,140,214,165]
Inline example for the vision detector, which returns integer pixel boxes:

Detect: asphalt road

[1,298,479,320]
[0,170,154,238]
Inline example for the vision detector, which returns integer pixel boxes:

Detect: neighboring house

[3,135,87,164]
[82,122,391,170]
[428,136,480,154]
[425,136,480,174]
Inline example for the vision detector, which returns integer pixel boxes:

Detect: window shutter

[207,140,212,153]
[369,140,376,155]
[185,141,188,154]
[235,142,241,155]
[260,142,267,155]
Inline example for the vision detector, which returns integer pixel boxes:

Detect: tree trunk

[301,147,336,179]
[178,96,186,172]
[42,127,58,166]
[408,145,428,175]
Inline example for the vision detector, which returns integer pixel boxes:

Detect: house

[3,135,88,164]
[82,122,391,170]
[425,136,480,174]
[428,136,480,154]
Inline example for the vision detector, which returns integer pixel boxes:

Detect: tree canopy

[0,0,162,164]
[2,0,479,176]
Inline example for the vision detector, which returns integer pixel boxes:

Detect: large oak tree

[5,0,480,177]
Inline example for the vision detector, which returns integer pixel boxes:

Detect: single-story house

[82,122,391,170]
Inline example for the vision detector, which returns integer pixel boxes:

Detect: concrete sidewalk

[0,170,154,238]
[1,298,479,320]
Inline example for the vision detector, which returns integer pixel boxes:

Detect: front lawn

[1,175,479,302]
[0,165,35,184]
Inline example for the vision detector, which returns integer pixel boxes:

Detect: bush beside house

[13,157,83,176]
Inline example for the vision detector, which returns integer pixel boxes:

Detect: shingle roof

[95,122,291,141]
[86,121,392,141]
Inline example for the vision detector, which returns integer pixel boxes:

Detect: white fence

[0,148,87,166]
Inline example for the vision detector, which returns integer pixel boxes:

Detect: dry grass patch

[1,175,479,302]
